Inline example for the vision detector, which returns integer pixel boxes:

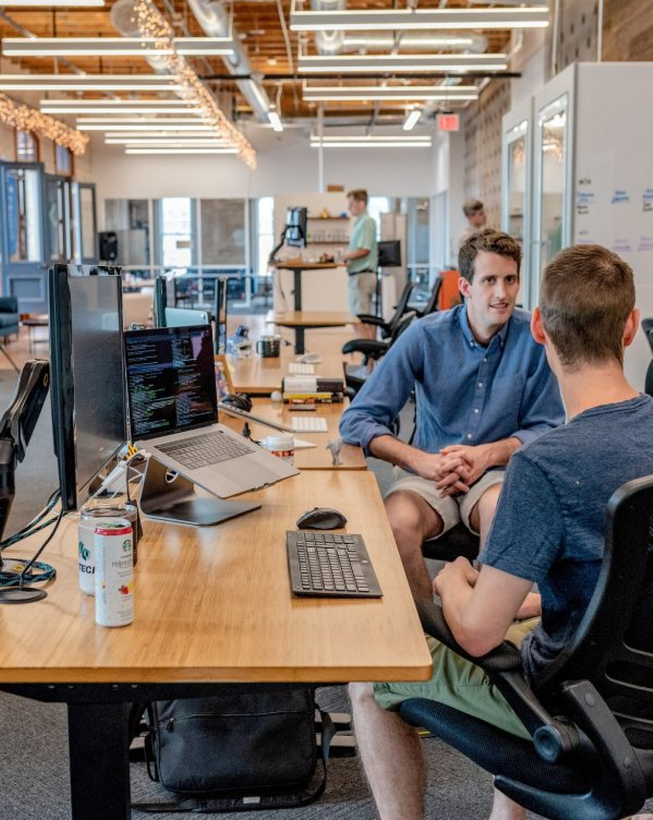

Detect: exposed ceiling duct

[186,0,271,121]
[312,0,346,57]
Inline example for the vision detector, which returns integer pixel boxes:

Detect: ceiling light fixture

[310,140,432,148]
[76,117,207,125]
[2,37,234,58]
[290,3,550,31]
[81,123,217,131]
[302,85,478,102]
[0,75,182,92]
[0,0,104,5]
[298,53,508,73]
[106,138,234,146]
[403,109,422,131]
[40,102,202,116]
[124,148,239,155]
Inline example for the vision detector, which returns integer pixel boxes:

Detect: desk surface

[269,261,338,271]
[227,328,356,394]
[220,398,366,470]
[0,473,431,685]
[269,311,357,328]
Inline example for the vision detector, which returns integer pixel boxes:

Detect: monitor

[214,277,228,354]
[124,324,216,441]
[153,275,169,327]
[49,264,127,512]
[164,307,210,328]
[286,206,308,248]
[378,240,402,268]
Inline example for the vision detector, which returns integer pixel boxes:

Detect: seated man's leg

[384,474,458,599]
[349,682,426,820]
[461,471,505,550]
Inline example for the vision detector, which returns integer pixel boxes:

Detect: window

[160,198,193,269]
[256,197,274,275]
[56,145,73,176]
[16,130,38,162]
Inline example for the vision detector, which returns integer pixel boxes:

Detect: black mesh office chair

[401,474,653,820]
[342,311,417,397]
[642,319,653,397]
[414,277,443,319]
[356,282,414,340]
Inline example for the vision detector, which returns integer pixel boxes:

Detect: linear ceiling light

[124,148,239,155]
[0,75,181,92]
[403,109,422,131]
[310,140,431,148]
[106,139,235,146]
[76,117,206,125]
[3,37,234,58]
[40,102,202,116]
[267,110,283,132]
[313,134,430,142]
[0,1,104,5]
[81,123,216,132]
[299,54,508,73]
[290,4,550,31]
[40,99,195,108]
[303,85,478,102]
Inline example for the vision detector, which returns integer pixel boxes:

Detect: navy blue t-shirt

[479,394,653,683]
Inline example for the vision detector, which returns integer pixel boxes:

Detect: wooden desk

[269,260,338,313]
[227,328,356,395]
[267,310,357,353]
[0,472,431,819]
[220,398,366,470]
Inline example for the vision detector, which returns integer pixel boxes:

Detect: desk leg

[67,702,132,820]
[294,269,302,311]
[294,326,306,354]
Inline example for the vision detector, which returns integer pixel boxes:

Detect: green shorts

[374,617,539,740]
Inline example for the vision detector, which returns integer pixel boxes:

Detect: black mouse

[296,507,348,530]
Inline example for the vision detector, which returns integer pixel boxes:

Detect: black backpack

[134,686,334,813]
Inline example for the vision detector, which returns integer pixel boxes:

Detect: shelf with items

[307,215,350,221]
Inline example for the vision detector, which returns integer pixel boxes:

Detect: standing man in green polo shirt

[342,189,379,340]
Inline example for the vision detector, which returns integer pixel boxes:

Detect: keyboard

[291,416,328,433]
[288,362,316,375]
[287,531,382,598]
[156,430,254,469]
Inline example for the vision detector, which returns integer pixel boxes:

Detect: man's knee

[349,681,375,712]
[385,491,441,547]
[469,481,502,533]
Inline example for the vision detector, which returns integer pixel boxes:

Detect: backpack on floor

[133,686,334,813]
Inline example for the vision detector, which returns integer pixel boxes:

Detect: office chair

[414,277,443,319]
[642,319,653,397]
[400,474,653,820]
[342,311,417,397]
[355,282,414,340]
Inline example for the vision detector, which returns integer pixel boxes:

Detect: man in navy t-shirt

[350,244,653,820]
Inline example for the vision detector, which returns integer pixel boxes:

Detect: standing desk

[267,310,357,355]
[0,472,431,820]
[269,260,338,313]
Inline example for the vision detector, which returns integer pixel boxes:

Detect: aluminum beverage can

[94,522,134,628]
[78,502,138,596]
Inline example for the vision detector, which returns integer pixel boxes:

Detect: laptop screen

[124,325,217,441]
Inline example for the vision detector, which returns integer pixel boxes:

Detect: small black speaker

[99,231,118,262]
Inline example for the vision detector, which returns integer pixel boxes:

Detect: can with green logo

[78,503,138,596]
[94,522,134,628]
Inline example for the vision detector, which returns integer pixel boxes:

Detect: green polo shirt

[347,212,378,275]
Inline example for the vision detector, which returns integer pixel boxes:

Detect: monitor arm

[0,360,51,545]
[269,225,290,264]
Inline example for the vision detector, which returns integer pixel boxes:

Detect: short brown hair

[458,228,522,283]
[540,244,635,368]
[463,199,484,218]
[347,188,368,205]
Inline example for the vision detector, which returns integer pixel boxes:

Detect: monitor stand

[139,457,261,526]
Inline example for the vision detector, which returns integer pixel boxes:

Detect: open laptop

[124,325,299,498]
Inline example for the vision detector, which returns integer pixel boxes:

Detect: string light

[0,93,89,155]
[135,0,256,169]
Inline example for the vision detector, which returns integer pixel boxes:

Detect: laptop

[124,325,299,498]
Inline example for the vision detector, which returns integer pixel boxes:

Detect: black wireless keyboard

[286,531,383,598]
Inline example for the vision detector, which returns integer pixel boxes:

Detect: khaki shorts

[348,272,377,315]
[374,617,539,739]
[385,467,505,536]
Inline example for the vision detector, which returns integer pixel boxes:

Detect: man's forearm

[368,434,424,472]
[485,436,521,467]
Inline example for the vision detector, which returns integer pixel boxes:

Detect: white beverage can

[94,522,134,628]
[78,504,138,596]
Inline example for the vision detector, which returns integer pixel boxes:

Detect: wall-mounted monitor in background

[49,264,127,512]
[286,206,308,248]
[153,275,169,327]
[215,277,228,354]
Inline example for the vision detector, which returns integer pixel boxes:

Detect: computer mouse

[296,507,348,530]
[298,352,321,364]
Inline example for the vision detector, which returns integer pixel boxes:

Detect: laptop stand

[139,457,261,526]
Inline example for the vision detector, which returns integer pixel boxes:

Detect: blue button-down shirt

[340,304,564,456]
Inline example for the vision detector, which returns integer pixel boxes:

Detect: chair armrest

[356,314,387,330]
[0,297,18,314]
[342,339,389,360]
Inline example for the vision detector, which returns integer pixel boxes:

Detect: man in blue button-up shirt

[340,229,564,598]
